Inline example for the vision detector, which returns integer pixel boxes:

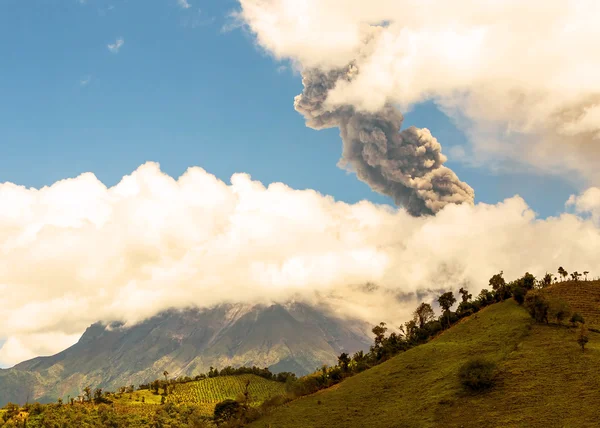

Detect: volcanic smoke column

[294,65,475,216]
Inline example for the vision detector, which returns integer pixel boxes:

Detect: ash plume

[294,65,474,216]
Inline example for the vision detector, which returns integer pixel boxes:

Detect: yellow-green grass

[250,300,600,428]
[544,280,600,328]
[111,388,164,406]
[168,374,285,414]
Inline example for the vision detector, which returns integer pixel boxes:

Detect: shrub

[570,313,585,326]
[214,399,241,425]
[577,323,589,352]
[549,299,571,325]
[512,286,526,305]
[458,358,497,391]
[524,292,549,323]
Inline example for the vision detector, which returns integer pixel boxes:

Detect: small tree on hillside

[571,271,581,282]
[83,386,92,403]
[372,322,388,348]
[459,287,472,303]
[577,323,589,352]
[549,299,571,325]
[541,273,554,288]
[558,267,568,282]
[524,293,549,324]
[163,370,169,383]
[489,271,510,300]
[337,353,351,372]
[583,271,589,281]
[413,303,435,328]
[570,313,585,326]
[438,291,457,327]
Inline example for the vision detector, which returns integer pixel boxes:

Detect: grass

[544,280,600,328]
[106,374,284,418]
[168,374,285,413]
[250,299,600,428]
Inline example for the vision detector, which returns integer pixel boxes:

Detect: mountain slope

[251,300,600,428]
[544,280,600,328]
[0,303,371,406]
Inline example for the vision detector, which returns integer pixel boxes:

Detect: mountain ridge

[0,302,372,406]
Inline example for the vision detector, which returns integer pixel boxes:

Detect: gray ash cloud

[294,65,474,216]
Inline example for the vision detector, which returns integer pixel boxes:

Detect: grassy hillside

[0,375,286,427]
[167,374,285,413]
[250,300,600,428]
[544,280,600,328]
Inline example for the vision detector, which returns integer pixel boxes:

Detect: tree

[438,291,457,327]
[489,271,505,291]
[549,299,571,325]
[163,370,169,383]
[541,273,553,288]
[524,292,549,324]
[577,323,589,352]
[459,287,472,303]
[413,303,435,328]
[558,266,568,281]
[521,272,536,290]
[489,271,509,300]
[584,271,590,281]
[337,352,351,372]
[438,291,457,312]
[214,399,241,426]
[571,271,581,282]
[83,386,92,403]
[371,322,388,348]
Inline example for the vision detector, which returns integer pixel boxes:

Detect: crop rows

[167,374,285,406]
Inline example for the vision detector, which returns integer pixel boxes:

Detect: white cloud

[79,75,92,87]
[235,0,600,183]
[178,0,191,9]
[107,37,124,53]
[567,187,600,223]
[0,162,600,365]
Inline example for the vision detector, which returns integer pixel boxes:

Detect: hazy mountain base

[0,303,371,406]
[250,300,600,428]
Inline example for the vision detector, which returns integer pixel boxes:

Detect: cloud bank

[236,0,600,182]
[1,163,600,365]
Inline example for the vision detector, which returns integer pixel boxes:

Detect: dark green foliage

[512,286,526,305]
[459,287,472,303]
[524,292,550,324]
[458,358,497,391]
[549,299,571,325]
[413,303,435,328]
[558,266,568,281]
[214,399,241,425]
[570,313,585,325]
[438,291,457,312]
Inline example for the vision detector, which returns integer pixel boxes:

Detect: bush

[524,292,549,323]
[512,286,526,305]
[458,358,497,391]
[214,399,241,425]
[549,299,571,325]
[570,313,585,325]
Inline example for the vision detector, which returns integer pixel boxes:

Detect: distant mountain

[0,302,372,405]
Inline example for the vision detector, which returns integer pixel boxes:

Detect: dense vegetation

[1,267,597,427]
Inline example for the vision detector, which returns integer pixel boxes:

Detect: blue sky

[0,0,576,218]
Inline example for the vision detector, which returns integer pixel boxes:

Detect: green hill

[167,374,285,413]
[544,280,600,328]
[250,299,600,428]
